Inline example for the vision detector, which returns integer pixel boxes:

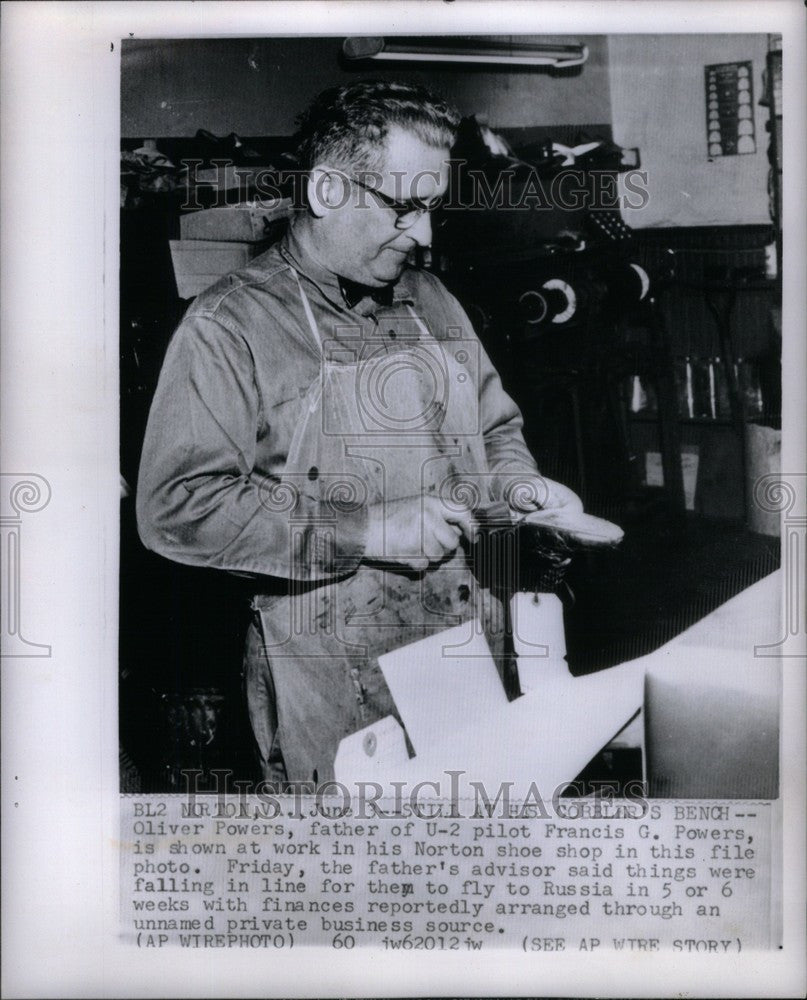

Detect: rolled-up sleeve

[136,314,367,579]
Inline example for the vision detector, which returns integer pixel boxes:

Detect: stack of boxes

[169,199,293,298]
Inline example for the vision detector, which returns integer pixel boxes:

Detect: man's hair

[295,79,461,174]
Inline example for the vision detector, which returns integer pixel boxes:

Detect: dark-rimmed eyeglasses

[347,175,445,230]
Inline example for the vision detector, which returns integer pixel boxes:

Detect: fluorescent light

[343,37,588,69]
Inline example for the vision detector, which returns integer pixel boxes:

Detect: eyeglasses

[347,175,445,230]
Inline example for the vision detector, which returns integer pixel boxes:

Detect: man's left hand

[506,475,583,518]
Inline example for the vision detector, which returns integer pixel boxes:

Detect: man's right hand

[363,495,477,572]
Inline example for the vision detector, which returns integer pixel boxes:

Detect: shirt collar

[280,223,415,317]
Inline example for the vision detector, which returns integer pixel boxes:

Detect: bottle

[630,375,647,413]
[690,358,712,419]
[675,356,693,419]
[739,359,764,416]
[714,357,731,419]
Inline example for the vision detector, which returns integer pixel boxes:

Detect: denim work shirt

[136,226,539,584]
[136,226,541,781]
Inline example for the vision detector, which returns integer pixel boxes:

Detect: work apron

[244,272,507,785]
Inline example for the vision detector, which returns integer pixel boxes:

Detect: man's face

[324,126,450,288]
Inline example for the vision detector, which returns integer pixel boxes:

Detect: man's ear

[306,166,348,218]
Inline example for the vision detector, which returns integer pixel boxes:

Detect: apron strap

[405,302,431,340]
[290,268,322,351]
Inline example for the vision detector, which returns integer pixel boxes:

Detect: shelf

[628,413,735,427]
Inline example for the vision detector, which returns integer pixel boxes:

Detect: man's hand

[363,495,476,572]
[509,475,623,549]
[507,475,584,519]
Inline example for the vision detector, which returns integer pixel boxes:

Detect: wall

[608,34,772,227]
[121,35,611,138]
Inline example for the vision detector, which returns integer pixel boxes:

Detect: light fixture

[343,36,588,69]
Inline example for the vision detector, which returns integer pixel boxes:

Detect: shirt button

[388,330,396,339]
[308,466,319,481]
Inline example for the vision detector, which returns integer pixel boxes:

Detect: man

[137,80,581,787]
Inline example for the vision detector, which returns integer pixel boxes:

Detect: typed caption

[121,793,778,953]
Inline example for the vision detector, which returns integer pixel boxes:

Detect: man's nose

[406,211,433,248]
